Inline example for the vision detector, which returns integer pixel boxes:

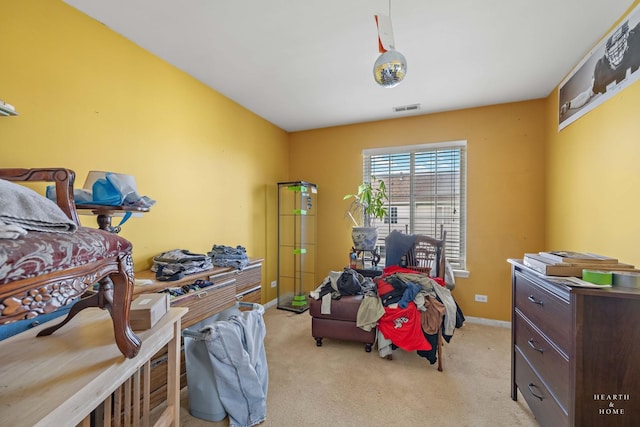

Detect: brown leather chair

[309,293,376,352]
[0,168,141,358]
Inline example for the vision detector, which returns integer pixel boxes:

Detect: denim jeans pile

[208,244,249,270]
[152,249,213,281]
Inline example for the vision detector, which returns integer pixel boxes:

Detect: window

[384,206,398,224]
[363,141,467,270]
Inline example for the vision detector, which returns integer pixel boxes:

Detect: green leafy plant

[343,176,388,227]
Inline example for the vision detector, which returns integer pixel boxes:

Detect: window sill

[453,269,469,278]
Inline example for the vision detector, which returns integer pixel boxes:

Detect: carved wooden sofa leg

[107,255,141,358]
[37,255,141,358]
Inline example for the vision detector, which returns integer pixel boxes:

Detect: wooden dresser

[134,258,263,410]
[509,260,640,427]
[134,258,263,328]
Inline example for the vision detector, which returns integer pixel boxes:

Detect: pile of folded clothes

[207,244,249,270]
[151,249,213,281]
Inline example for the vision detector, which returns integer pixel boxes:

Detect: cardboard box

[130,293,170,330]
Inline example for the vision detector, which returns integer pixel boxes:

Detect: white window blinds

[363,141,467,270]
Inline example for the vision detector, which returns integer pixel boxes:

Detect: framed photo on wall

[558,3,640,131]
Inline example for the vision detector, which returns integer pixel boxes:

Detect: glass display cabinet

[277,181,317,313]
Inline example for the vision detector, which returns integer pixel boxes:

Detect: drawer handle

[527,338,544,354]
[527,295,544,306]
[196,291,208,298]
[527,383,544,401]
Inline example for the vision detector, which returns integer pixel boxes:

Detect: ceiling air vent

[393,103,421,113]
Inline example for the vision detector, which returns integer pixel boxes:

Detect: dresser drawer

[207,268,235,283]
[236,285,261,305]
[171,279,236,328]
[514,311,570,410]
[514,271,571,353]
[230,263,262,294]
[515,349,568,427]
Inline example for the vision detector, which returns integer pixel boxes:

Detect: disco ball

[373,50,407,88]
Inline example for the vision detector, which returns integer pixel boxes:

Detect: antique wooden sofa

[0,168,141,358]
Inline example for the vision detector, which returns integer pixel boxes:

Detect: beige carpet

[174,306,537,427]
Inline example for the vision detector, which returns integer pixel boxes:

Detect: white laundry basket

[181,302,263,422]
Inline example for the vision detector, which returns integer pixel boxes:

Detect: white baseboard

[464,316,511,328]
[264,298,277,309]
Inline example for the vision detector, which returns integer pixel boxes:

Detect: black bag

[337,268,364,295]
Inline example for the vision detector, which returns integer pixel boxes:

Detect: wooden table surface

[0,307,187,427]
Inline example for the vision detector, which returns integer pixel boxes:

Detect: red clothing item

[377,302,432,351]
[382,265,417,276]
[376,277,394,296]
[432,277,446,287]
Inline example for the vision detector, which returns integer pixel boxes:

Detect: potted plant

[343,176,388,251]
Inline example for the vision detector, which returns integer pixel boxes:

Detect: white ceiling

[63,0,634,132]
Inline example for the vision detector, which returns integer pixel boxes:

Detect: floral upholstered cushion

[0,226,132,285]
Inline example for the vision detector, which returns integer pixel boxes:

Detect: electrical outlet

[475,294,488,303]
[271,280,277,288]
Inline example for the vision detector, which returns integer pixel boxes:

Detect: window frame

[363,140,467,271]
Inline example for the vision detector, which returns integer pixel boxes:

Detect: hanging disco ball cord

[373,49,407,88]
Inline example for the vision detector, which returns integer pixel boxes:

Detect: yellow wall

[545,1,640,268]
[0,1,290,303]
[289,101,547,321]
